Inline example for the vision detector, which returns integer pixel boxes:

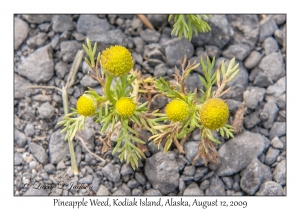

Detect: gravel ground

[14,14,286,196]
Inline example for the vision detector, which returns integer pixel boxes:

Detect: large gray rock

[273,160,286,186]
[52,15,75,33]
[17,45,54,83]
[49,129,69,164]
[14,74,33,99]
[14,17,29,50]
[145,151,179,195]
[22,14,53,24]
[39,102,55,119]
[263,37,279,55]
[27,32,48,49]
[29,142,49,165]
[244,51,262,69]
[255,181,283,195]
[260,101,279,129]
[192,15,231,49]
[258,52,285,82]
[240,158,272,195]
[266,76,286,98]
[76,15,110,34]
[87,29,127,52]
[101,163,120,182]
[162,38,194,67]
[60,40,82,63]
[205,175,226,195]
[227,15,259,50]
[216,131,265,176]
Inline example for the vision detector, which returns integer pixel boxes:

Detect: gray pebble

[255,181,283,195]
[265,147,280,165]
[49,129,69,164]
[244,51,262,69]
[194,167,208,181]
[22,14,53,24]
[259,17,278,42]
[253,72,273,87]
[266,76,286,98]
[269,122,286,140]
[27,32,48,49]
[260,101,278,129]
[270,136,284,149]
[14,152,23,165]
[57,161,66,170]
[200,180,210,190]
[273,160,286,186]
[14,129,27,148]
[258,52,285,82]
[52,15,74,33]
[96,184,110,196]
[263,37,279,55]
[24,187,48,195]
[140,29,161,43]
[183,182,204,195]
[127,179,139,189]
[102,163,120,182]
[154,63,168,77]
[244,111,261,129]
[44,163,56,174]
[144,189,162,196]
[39,102,55,119]
[183,165,195,176]
[77,15,109,35]
[80,75,99,87]
[29,142,49,164]
[243,86,266,109]
[205,175,226,196]
[221,177,234,189]
[14,17,30,50]
[222,44,251,61]
[205,45,221,58]
[120,164,134,176]
[79,175,93,184]
[132,188,143,196]
[60,41,82,63]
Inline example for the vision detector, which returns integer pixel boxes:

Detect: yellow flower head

[76,94,97,117]
[200,98,229,130]
[165,99,189,122]
[100,45,134,77]
[116,97,136,117]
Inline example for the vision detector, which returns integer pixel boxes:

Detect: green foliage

[169,14,211,41]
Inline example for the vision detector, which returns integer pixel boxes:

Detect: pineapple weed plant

[58,14,240,172]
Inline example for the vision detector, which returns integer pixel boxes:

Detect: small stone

[14,152,23,165]
[244,111,261,129]
[227,99,242,114]
[102,163,120,182]
[120,164,134,176]
[273,160,286,186]
[244,51,262,69]
[22,14,53,24]
[265,147,280,165]
[144,151,179,195]
[263,37,279,55]
[55,61,68,79]
[14,74,33,99]
[149,95,168,110]
[221,177,234,189]
[52,15,74,33]
[222,44,251,61]
[270,136,284,149]
[154,64,168,77]
[112,184,131,196]
[255,181,283,195]
[79,175,93,184]
[216,131,265,176]
[38,23,51,32]
[184,141,204,166]
[240,158,272,195]
[205,45,221,58]
[14,17,29,50]
[259,17,278,42]
[274,28,285,46]
[200,180,210,190]
[260,101,279,129]
[243,86,266,109]
[96,184,110,196]
[29,142,49,164]
[140,29,161,43]
[60,31,71,41]
[162,38,194,67]
[146,15,168,28]
[253,72,273,87]
[205,175,226,196]
[183,182,204,196]
[57,161,66,170]
[183,166,195,176]
[269,122,286,140]
[276,94,286,109]
[49,129,69,164]
[273,15,286,25]
[127,179,139,189]
[144,189,162,196]
[185,73,204,93]
[80,75,99,87]
[44,164,56,174]
[24,124,35,138]
[17,45,54,83]
[266,76,286,98]
[29,160,37,169]
[76,15,110,34]
[232,182,240,191]
[132,37,146,54]
[60,41,82,63]
[258,52,285,82]
[39,102,55,119]
[27,32,48,49]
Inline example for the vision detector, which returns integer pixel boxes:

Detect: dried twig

[232,101,246,135]
[76,135,106,162]
[137,14,155,30]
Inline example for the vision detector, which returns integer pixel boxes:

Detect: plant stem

[105,75,116,103]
